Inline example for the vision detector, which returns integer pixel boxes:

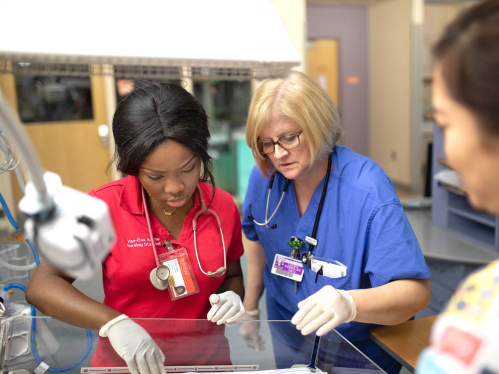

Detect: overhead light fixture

[0,0,300,81]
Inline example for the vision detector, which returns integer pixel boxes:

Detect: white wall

[253,0,306,92]
[268,0,307,73]
[307,5,369,157]
[423,4,466,78]
[369,0,423,191]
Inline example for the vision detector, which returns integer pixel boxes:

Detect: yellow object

[8,290,14,295]
[445,261,499,323]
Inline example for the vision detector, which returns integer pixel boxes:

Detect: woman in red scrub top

[26,82,246,374]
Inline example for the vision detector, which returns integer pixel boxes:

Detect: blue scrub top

[242,145,431,372]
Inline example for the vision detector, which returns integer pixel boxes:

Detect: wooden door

[307,39,340,108]
[0,65,112,210]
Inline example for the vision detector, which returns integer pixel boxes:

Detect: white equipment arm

[0,88,115,280]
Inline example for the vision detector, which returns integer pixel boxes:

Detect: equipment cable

[0,194,92,372]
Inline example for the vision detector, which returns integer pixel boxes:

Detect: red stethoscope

[142,185,227,290]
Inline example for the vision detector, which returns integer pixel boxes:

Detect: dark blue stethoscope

[248,154,332,265]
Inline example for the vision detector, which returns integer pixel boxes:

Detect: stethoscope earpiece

[270,224,277,229]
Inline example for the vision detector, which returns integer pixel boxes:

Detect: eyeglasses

[257,131,302,155]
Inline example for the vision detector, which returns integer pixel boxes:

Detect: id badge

[271,254,304,282]
[311,258,347,278]
[158,248,199,300]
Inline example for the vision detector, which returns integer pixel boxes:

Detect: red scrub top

[88,176,244,366]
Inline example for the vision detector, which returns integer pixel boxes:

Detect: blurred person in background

[417,1,499,373]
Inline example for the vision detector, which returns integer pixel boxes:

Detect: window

[15,75,93,123]
[193,80,252,199]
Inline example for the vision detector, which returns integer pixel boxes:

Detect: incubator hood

[0,0,301,80]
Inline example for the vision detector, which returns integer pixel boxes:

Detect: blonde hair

[246,71,342,177]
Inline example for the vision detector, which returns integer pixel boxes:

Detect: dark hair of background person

[433,0,499,138]
[110,80,216,201]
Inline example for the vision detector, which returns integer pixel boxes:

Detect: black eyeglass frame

[257,131,303,155]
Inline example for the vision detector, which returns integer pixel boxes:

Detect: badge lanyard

[271,154,333,293]
[300,153,333,265]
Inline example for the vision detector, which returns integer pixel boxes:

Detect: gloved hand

[291,286,357,336]
[102,315,165,374]
[207,291,246,325]
[239,310,265,351]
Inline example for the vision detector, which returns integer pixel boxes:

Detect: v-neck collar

[147,186,203,244]
[119,176,203,244]
[288,175,328,240]
[286,152,336,250]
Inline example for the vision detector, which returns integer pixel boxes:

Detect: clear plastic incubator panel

[0,316,386,374]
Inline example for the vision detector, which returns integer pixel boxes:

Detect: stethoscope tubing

[307,154,332,256]
[193,227,226,277]
[142,186,161,267]
[142,184,227,278]
[250,176,290,228]
[192,186,226,277]
[249,154,333,262]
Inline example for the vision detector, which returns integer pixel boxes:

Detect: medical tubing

[0,257,37,270]
[266,190,285,224]
[4,283,93,373]
[0,132,21,173]
[308,154,332,253]
[220,229,227,273]
[259,174,276,226]
[265,177,290,224]
[0,191,20,230]
[193,227,227,277]
[141,186,160,266]
[15,166,26,193]
[283,178,290,192]
[1,191,88,371]
[0,191,41,266]
[0,90,48,200]
[256,176,288,226]
[248,175,289,227]
[26,238,41,265]
[192,186,226,277]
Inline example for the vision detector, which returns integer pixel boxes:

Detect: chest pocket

[303,267,352,292]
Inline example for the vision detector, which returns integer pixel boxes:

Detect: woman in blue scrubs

[240,71,431,374]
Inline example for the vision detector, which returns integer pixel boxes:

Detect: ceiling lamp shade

[0,0,300,80]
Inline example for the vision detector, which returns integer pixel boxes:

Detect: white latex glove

[239,312,265,351]
[105,316,166,374]
[207,291,246,325]
[291,286,357,336]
